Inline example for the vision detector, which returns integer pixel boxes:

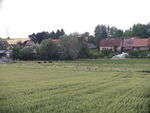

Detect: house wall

[99,38,150,52]
[134,47,150,51]
[116,46,122,51]
[100,47,114,51]
[100,46,122,51]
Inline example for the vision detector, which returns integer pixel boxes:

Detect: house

[51,39,61,44]
[0,50,12,58]
[24,40,36,47]
[99,37,150,52]
[123,38,150,51]
[7,39,29,48]
[0,50,7,57]
[86,43,97,49]
[99,38,123,51]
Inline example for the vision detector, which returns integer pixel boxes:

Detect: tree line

[11,36,90,60]
[94,23,150,39]
[27,23,150,47]
[29,29,65,44]
[1,22,150,60]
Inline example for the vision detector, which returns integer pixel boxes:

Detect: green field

[0,59,150,113]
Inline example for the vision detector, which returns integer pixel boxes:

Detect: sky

[0,0,150,38]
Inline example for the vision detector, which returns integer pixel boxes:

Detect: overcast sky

[0,0,150,38]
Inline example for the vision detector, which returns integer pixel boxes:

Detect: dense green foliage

[29,29,65,44]
[94,25,123,39]
[10,22,150,60]
[0,59,150,113]
[94,25,108,39]
[129,50,150,58]
[11,45,150,60]
[11,47,36,60]
[88,49,118,58]
[88,50,150,59]
[94,23,150,39]
[60,37,89,60]
[11,37,89,60]
[37,39,59,60]
[131,24,150,38]
[59,37,82,60]
[20,47,36,60]
[11,47,22,60]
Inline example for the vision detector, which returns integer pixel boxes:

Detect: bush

[59,37,82,60]
[88,49,117,59]
[20,47,36,60]
[129,50,150,58]
[11,47,36,60]
[38,39,58,60]
[11,47,22,60]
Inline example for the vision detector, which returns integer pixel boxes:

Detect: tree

[55,29,61,39]
[29,32,50,44]
[50,31,56,39]
[94,25,108,38]
[146,23,150,37]
[108,26,123,38]
[123,29,133,37]
[123,23,150,38]
[94,25,108,50]
[29,29,65,43]
[11,47,22,60]
[59,36,82,60]
[38,39,58,60]
[132,24,148,38]
[60,29,65,36]
[88,35,97,45]
[20,47,36,60]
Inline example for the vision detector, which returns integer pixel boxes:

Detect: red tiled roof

[100,38,123,47]
[100,37,150,48]
[51,39,61,44]
[25,41,35,46]
[123,38,150,47]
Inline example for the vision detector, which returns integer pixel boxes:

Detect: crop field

[0,59,150,113]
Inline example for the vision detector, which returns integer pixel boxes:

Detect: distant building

[0,50,12,58]
[123,38,150,51]
[51,39,61,44]
[25,40,36,47]
[99,38,123,51]
[7,39,29,45]
[86,43,97,49]
[99,37,150,52]
[0,50,7,57]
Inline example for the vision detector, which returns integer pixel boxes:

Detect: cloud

[0,0,3,4]
[0,0,3,7]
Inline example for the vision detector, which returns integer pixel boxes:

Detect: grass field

[0,59,150,113]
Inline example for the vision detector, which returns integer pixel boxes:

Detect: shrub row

[11,38,90,61]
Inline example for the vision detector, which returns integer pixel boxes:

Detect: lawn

[0,59,150,113]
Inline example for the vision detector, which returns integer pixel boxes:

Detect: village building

[7,38,29,45]
[6,38,29,48]
[99,37,150,52]
[123,38,150,51]
[0,50,7,58]
[86,43,97,49]
[24,40,36,47]
[0,50,12,58]
[51,39,61,44]
[99,38,123,51]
